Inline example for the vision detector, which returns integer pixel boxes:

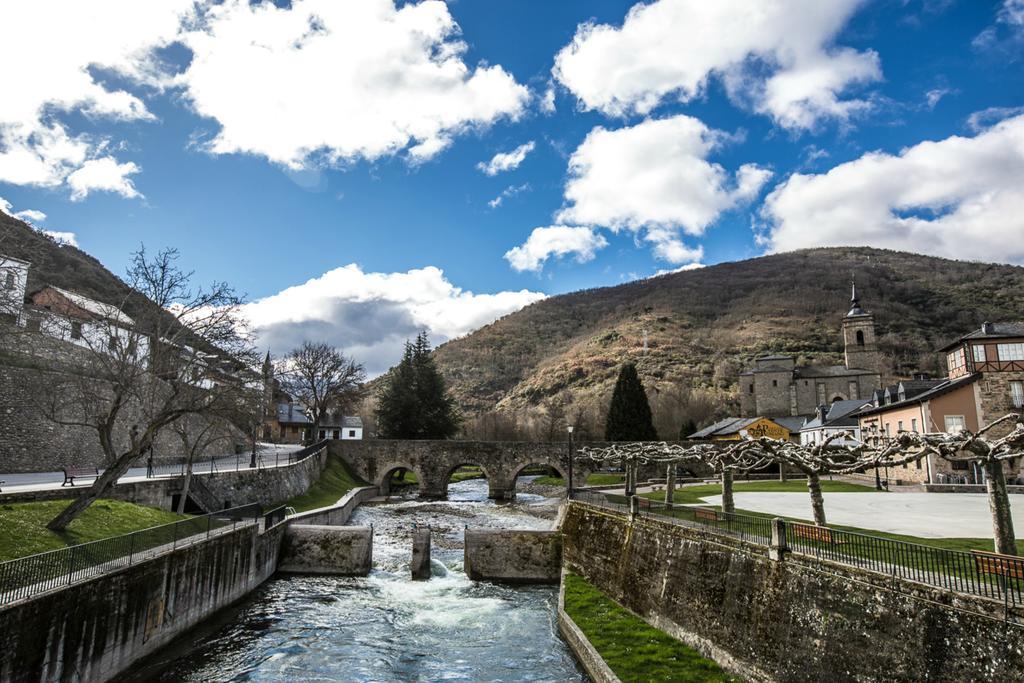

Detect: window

[856,330,865,346]
[915,459,922,470]
[108,336,117,351]
[947,348,966,372]
[973,345,987,363]
[70,321,82,340]
[772,379,778,387]
[884,423,891,436]
[3,272,13,290]
[997,343,1024,361]
[898,420,904,433]
[911,418,918,433]
[349,430,356,438]
[748,384,754,394]
[1011,381,1024,409]
[944,415,967,434]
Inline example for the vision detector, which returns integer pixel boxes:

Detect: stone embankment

[560,501,1024,682]
[278,525,372,575]
[556,570,620,683]
[464,529,562,584]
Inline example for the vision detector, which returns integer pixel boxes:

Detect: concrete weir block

[464,529,562,584]
[411,527,431,580]
[278,524,372,576]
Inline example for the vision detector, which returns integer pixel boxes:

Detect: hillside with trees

[436,247,1024,440]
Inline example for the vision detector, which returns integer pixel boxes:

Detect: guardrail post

[66,546,76,585]
[207,513,213,539]
[628,495,639,521]
[172,521,179,550]
[769,517,788,562]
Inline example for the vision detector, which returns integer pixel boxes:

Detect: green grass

[563,573,733,682]
[0,499,189,561]
[285,455,367,513]
[449,466,485,483]
[534,473,625,486]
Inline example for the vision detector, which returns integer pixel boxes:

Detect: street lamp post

[566,425,575,498]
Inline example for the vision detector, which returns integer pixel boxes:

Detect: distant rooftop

[939,322,1024,351]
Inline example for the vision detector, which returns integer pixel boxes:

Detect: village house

[798,399,873,447]
[0,254,30,323]
[739,285,883,418]
[855,322,1024,485]
[690,416,805,443]
[265,402,364,444]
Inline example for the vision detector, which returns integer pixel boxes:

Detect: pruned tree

[282,341,365,444]
[40,247,256,530]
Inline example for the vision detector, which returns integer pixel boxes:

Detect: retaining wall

[464,529,562,584]
[561,502,1024,683]
[0,523,285,683]
[556,571,620,683]
[288,486,379,527]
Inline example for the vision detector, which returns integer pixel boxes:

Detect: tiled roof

[854,374,981,417]
[276,403,311,425]
[48,286,134,326]
[939,322,1024,351]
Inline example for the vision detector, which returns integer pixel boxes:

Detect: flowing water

[122,478,585,682]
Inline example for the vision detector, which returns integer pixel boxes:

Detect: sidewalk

[0,443,303,495]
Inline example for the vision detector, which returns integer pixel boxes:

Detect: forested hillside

[433,248,1024,439]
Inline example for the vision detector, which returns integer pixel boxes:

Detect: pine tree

[679,418,698,440]
[605,362,658,441]
[376,332,460,439]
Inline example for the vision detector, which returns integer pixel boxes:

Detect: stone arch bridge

[330,440,595,500]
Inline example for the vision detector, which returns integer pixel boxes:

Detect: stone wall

[464,529,562,584]
[0,349,245,473]
[289,486,380,527]
[561,503,1024,683]
[556,571,621,683]
[0,450,329,512]
[277,525,372,575]
[0,523,285,683]
[977,371,1024,437]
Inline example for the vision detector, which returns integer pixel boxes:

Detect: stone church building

[739,286,883,418]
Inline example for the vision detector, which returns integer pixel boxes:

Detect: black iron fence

[0,504,261,607]
[262,506,288,531]
[141,440,328,480]
[569,490,1024,609]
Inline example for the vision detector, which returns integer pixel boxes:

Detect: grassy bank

[0,499,189,561]
[534,473,625,487]
[563,573,732,682]
[285,455,367,513]
[636,480,1024,555]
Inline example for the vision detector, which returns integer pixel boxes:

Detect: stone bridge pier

[330,440,593,501]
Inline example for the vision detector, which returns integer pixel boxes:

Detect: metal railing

[569,490,1024,609]
[785,522,1024,608]
[0,504,261,607]
[140,441,328,480]
[570,490,773,546]
[263,506,288,531]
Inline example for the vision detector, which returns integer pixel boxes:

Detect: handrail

[0,503,261,606]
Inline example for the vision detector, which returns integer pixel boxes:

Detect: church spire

[847,275,865,317]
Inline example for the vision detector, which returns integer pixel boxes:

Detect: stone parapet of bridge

[330,439,596,500]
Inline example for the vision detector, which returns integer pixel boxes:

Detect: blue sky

[1,0,1022,372]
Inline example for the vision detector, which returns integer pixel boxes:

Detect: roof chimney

[817,404,829,423]
[981,321,995,335]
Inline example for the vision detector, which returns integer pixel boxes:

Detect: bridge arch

[377,462,422,496]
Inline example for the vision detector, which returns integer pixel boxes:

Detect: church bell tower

[841,281,880,372]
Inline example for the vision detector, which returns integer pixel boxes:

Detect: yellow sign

[715,417,790,441]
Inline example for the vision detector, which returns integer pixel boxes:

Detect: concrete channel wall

[556,571,621,683]
[464,529,562,584]
[277,525,372,575]
[0,523,285,683]
[560,502,1024,683]
[288,486,379,526]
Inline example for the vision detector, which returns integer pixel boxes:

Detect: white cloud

[0,197,77,246]
[967,105,1024,132]
[504,226,608,272]
[41,231,79,247]
[243,264,546,375]
[0,1,189,196]
[477,141,536,176]
[13,209,47,225]
[553,0,879,130]
[556,115,770,264]
[487,183,530,209]
[925,87,954,110]
[760,114,1024,265]
[178,0,529,169]
[540,87,557,115]
[655,262,706,276]
[67,158,142,201]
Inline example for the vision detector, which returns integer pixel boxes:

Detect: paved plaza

[700,490,1024,538]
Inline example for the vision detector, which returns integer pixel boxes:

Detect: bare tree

[172,415,234,513]
[41,247,255,530]
[282,342,365,443]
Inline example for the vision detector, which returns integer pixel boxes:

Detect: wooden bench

[791,523,845,545]
[61,467,99,487]
[972,550,1024,580]
[694,507,719,523]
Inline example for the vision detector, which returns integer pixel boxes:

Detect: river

[122,477,585,682]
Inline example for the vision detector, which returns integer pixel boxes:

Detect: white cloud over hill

[760,114,1024,265]
[504,226,608,272]
[555,115,771,265]
[554,0,879,131]
[243,264,546,375]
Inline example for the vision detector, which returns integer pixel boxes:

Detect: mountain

[431,248,1024,435]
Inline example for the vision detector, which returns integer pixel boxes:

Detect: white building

[798,399,872,447]
[0,255,30,324]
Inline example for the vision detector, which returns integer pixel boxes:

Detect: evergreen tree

[605,362,658,441]
[376,332,460,439]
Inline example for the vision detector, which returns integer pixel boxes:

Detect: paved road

[0,443,303,494]
[699,491,1023,538]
